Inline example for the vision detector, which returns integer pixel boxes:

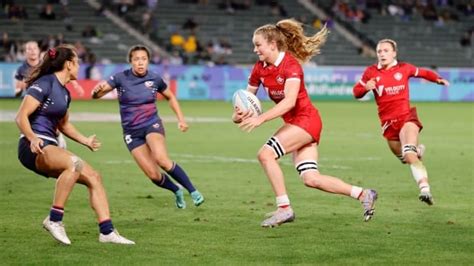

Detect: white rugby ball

[232,89,262,117]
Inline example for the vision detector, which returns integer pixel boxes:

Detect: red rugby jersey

[353,61,440,121]
[248,52,317,122]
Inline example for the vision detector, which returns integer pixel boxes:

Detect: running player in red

[232,19,378,227]
[353,39,450,205]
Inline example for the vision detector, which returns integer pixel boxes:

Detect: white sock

[276,195,290,208]
[419,182,430,193]
[350,186,363,199]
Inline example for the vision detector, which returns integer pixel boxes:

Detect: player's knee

[257,147,276,164]
[70,155,84,173]
[402,144,420,164]
[262,136,285,160]
[296,160,320,187]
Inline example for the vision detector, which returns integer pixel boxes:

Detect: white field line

[104,153,381,170]
[0,111,228,123]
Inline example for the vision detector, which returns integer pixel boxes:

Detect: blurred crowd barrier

[0,63,472,101]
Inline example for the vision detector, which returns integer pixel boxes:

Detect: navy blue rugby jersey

[107,69,167,131]
[25,74,71,139]
[14,61,33,81]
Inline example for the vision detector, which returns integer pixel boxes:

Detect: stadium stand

[1,1,472,67]
[0,0,142,63]
[316,1,474,67]
[122,0,375,66]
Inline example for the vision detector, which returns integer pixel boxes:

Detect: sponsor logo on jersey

[145,81,154,88]
[270,89,285,99]
[152,123,160,129]
[394,72,402,81]
[30,84,42,92]
[375,85,406,96]
[276,75,284,84]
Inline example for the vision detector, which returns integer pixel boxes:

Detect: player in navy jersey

[15,40,85,149]
[353,39,449,205]
[232,19,378,227]
[92,45,204,209]
[16,44,134,245]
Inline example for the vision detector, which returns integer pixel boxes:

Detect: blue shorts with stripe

[123,121,165,151]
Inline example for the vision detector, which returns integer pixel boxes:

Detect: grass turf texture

[0,99,472,265]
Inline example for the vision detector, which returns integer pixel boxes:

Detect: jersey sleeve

[25,79,51,103]
[106,73,119,88]
[353,67,372,98]
[283,59,303,81]
[156,77,167,93]
[14,67,23,81]
[405,63,440,83]
[248,63,261,87]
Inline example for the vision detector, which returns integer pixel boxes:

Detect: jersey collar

[263,52,285,68]
[377,59,398,70]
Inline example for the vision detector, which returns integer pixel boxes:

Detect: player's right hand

[86,134,101,152]
[30,137,44,154]
[365,77,377,91]
[232,106,253,124]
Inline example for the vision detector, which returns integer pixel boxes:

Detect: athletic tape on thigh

[295,160,318,176]
[402,144,418,158]
[265,136,285,159]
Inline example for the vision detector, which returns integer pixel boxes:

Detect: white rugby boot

[42,216,71,245]
[419,190,434,205]
[360,189,378,222]
[99,230,135,245]
[261,207,295,228]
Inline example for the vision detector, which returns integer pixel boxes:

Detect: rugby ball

[232,89,262,117]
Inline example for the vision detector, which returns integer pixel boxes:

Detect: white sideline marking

[104,153,382,170]
[0,111,228,123]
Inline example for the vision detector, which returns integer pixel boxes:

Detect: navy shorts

[123,121,165,151]
[18,137,58,178]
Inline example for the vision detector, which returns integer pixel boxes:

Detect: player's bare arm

[161,88,189,132]
[58,111,101,151]
[260,79,299,122]
[91,81,113,99]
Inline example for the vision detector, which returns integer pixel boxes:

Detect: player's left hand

[437,78,450,86]
[239,116,264,132]
[178,121,189,132]
[86,134,101,151]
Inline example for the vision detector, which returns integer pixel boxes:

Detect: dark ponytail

[26,44,76,87]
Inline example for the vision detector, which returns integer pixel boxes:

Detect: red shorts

[285,109,322,144]
[381,107,423,141]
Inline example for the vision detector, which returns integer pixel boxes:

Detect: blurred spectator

[117,0,134,16]
[460,30,472,47]
[82,25,99,38]
[63,10,74,31]
[39,4,56,20]
[169,30,185,50]
[183,34,198,54]
[0,32,18,62]
[85,53,102,80]
[141,10,154,36]
[182,17,199,34]
[8,4,28,20]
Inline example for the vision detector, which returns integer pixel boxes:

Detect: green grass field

[0,99,473,265]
